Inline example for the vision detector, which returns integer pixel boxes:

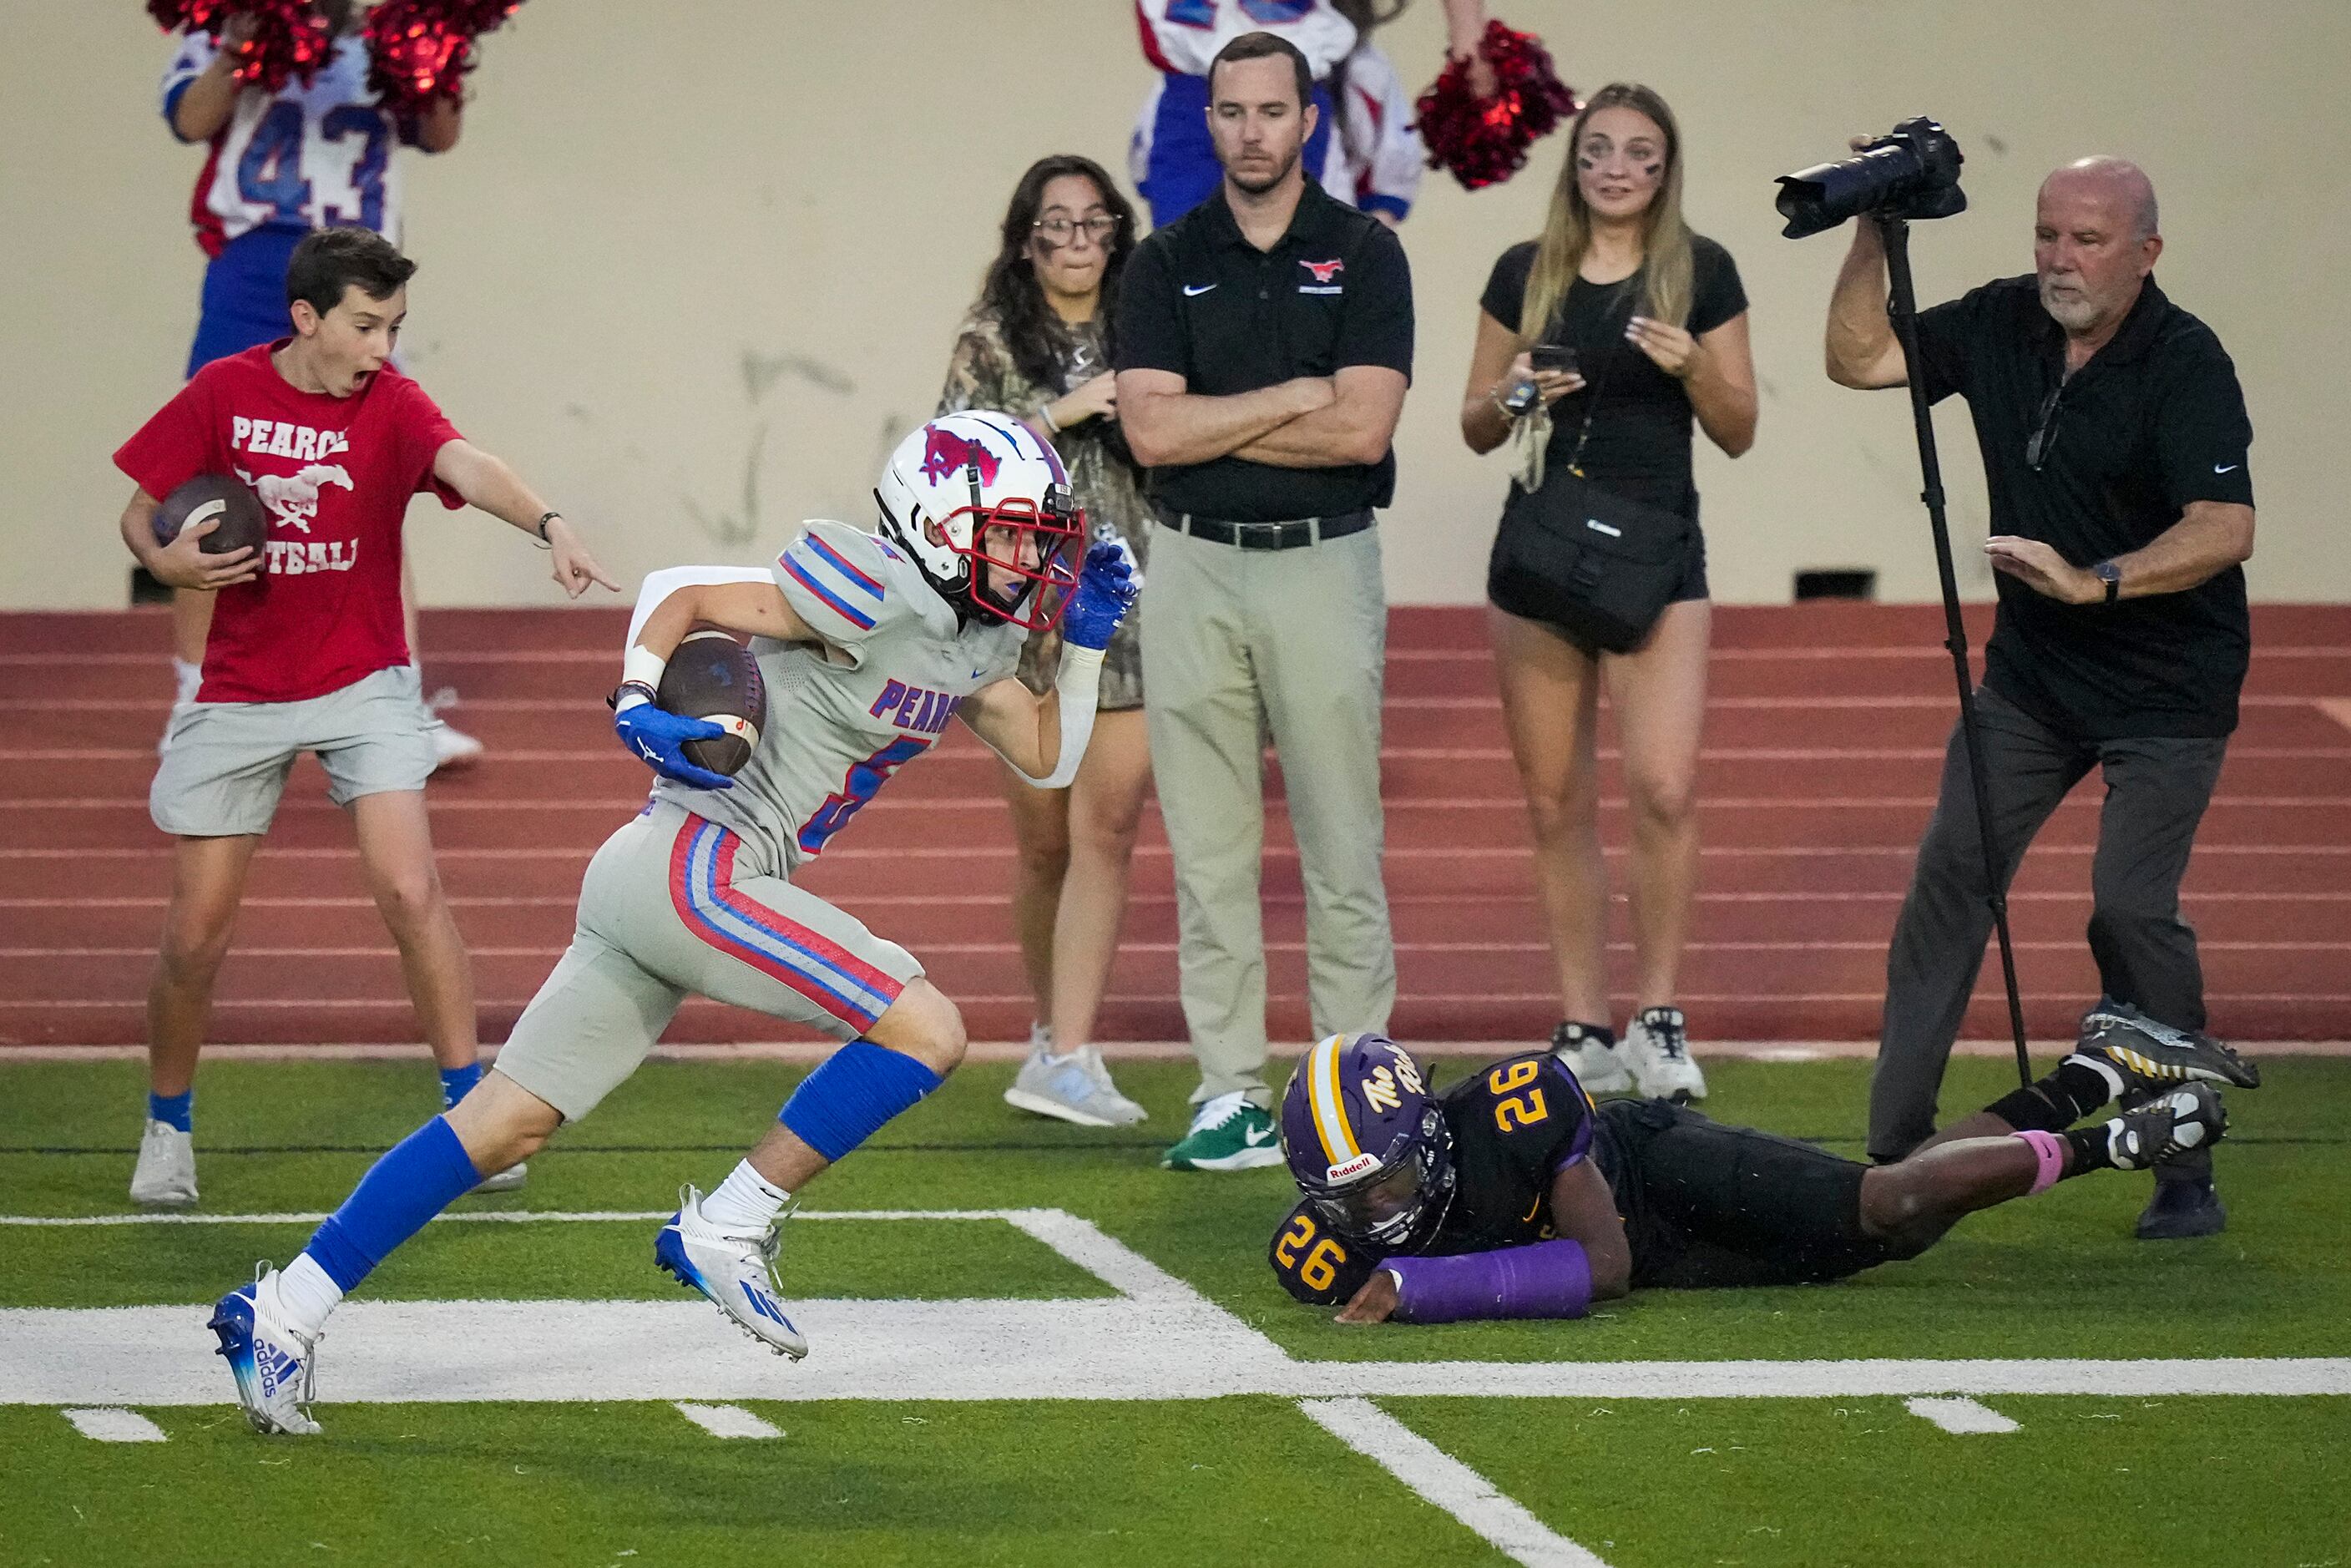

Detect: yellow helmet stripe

[1307,1034,1360,1166]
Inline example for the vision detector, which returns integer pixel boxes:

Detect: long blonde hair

[1516,83,1695,343]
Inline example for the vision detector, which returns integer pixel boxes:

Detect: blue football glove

[1060,539,1139,651]
[614,698,736,791]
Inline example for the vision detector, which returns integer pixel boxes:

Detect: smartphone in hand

[1529,343,1579,376]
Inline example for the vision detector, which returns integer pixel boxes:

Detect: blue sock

[147,1089,193,1133]
[779,1040,943,1162]
[302,1115,483,1292]
[438,1062,483,1111]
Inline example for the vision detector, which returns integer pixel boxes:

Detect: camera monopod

[1873,214,2035,1091]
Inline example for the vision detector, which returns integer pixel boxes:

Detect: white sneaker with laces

[655,1185,808,1359]
[130,1118,198,1207]
[209,1266,322,1435]
[1550,1022,1632,1095]
[1004,1045,1147,1127]
[1625,1006,1707,1102]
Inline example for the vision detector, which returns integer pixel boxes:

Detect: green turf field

[3,1054,2347,1567]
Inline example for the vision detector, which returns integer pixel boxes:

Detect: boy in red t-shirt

[114,227,618,1208]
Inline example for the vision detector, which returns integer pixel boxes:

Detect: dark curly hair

[975,154,1137,396]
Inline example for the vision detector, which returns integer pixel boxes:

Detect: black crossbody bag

[1485,296,1696,653]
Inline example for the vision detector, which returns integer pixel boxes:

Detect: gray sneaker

[1004,1046,1147,1128]
[470,1160,528,1194]
[130,1118,198,1208]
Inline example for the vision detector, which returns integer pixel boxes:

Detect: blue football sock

[147,1089,193,1133]
[302,1115,483,1293]
[438,1062,483,1111]
[778,1040,942,1162]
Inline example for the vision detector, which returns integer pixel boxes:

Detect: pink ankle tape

[2013,1129,2065,1195]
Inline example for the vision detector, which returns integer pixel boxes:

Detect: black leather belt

[1154,503,1373,551]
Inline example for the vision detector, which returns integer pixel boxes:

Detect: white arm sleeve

[997,644,1104,791]
[624,564,778,650]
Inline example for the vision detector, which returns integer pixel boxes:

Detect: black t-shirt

[1269,1050,1601,1306]
[1115,178,1414,521]
[1479,235,1747,517]
[1914,275,2255,740]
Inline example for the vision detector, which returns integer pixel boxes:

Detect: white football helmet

[874,410,1084,630]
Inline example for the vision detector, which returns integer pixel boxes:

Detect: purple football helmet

[1279,1033,1456,1251]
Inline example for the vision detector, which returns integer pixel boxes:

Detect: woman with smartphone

[1457,82,1757,1102]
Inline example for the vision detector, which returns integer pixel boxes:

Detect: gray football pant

[1141,523,1397,1109]
[1868,684,2228,1162]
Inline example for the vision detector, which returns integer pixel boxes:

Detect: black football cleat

[2074,999,2261,1094]
[2104,1083,2228,1173]
[2136,1146,2227,1241]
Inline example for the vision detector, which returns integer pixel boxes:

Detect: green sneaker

[1161,1091,1284,1171]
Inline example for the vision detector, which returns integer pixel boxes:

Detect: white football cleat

[1550,1022,1632,1096]
[655,1185,807,1359]
[209,1267,322,1435]
[130,1118,198,1208]
[470,1160,528,1194]
[1626,1006,1707,1103]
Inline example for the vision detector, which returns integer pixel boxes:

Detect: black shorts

[1595,1099,1895,1290]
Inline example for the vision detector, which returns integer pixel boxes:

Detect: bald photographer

[1825,156,2257,1238]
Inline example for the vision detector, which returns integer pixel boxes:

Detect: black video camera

[1775,118,1966,239]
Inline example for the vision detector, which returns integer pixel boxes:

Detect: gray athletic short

[149,665,436,837]
[492,799,924,1121]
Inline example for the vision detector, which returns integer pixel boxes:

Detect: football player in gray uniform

[207,411,1137,1434]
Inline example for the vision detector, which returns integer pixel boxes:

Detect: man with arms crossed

[1825,157,2257,1238]
[117,227,614,1207]
[1118,31,1413,1171]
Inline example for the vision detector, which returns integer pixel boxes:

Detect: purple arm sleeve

[1387,1239,1593,1324]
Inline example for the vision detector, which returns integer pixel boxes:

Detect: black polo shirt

[1115,178,1413,522]
[1914,275,2255,740]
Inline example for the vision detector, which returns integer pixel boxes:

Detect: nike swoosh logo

[1244,1124,1276,1146]
[1183,284,1217,297]
[2214,463,2239,473]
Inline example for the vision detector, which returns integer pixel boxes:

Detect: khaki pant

[1140,522,1395,1108]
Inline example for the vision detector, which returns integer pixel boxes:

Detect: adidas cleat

[2104,1083,2229,1172]
[208,1267,321,1436]
[2075,999,2260,1092]
[655,1185,807,1359]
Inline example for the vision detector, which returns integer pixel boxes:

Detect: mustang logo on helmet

[873,411,1084,631]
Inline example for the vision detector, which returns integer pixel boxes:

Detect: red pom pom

[147,2,332,93]
[1414,19,1579,192]
[364,0,523,119]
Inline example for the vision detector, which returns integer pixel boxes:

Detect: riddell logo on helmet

[920,427,1002,486]
[1325,1153,1378,1183]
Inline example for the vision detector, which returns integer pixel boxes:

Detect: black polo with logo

[1115,178,1413,522]
[1913,275,2255,740]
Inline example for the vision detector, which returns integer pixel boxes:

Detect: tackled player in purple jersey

[205,411,1138,1434]
[1270,1005,2257,1324]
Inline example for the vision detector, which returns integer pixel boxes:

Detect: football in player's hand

[153,473,268,557]
[657,628,766,776]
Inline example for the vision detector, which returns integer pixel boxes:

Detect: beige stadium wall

[4,0,2346,613]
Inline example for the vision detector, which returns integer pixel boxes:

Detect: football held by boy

[206,410,1139,1436]
[116,227,618,1211]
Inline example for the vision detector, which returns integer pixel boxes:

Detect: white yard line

[672,1402,784,1439]
[1300,1397,1610,1567]
[1904,1396,2020,1434]
[60,1407,169,1442]
[0,1208,1029,1227]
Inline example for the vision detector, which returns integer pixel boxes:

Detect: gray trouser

[1868,685,2228,1162]
[1140,522,1397,1108]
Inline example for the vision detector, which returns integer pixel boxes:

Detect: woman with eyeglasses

[938,154,1155,1128]
[1459,83,1757,1105]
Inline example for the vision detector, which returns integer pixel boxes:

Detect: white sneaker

[470,1160,528,1194]
[426,721,485,771]
[208,1266,322,1435]
[1004,1045,1148,1127]
[655,1185,808,1359]
[1626,1006,1707,1102]
[129,1119,198,1207]
[1550,1022,1632,1096]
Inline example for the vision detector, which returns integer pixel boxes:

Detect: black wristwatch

[2091,560,2122,604]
